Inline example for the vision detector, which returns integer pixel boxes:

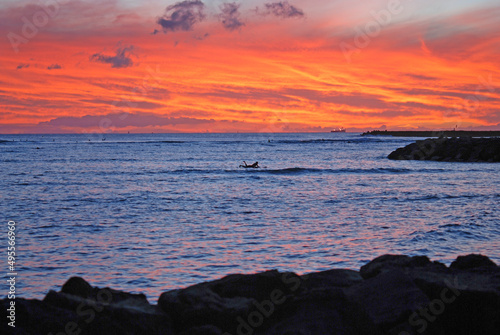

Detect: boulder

[158,270,307,333]
[0,277,172,335]
[450,254,498,270]
[302,269,363,289]
[359,254,444,279]
[362,254,500,335]
[61,276,93,298]
[258,288,381,335]
[346,270,430,331]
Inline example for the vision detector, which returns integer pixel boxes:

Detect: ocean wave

[410,195,441,201]
[439,223,461,228]
[274,138,404,144]
[85,140,185,144]
[167,167,416,175]
[442,194,484,199]
[276,139,349,144]
[406,193,489,201]
[252,167,414,175]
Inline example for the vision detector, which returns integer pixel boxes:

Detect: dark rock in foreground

[2,254,499,335]
[388,137,500,162]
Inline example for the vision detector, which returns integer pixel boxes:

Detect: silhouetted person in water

[240,161,259,168]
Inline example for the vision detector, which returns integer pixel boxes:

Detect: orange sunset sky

[0,0,499,133]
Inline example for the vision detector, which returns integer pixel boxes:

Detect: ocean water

[1,133,499,301]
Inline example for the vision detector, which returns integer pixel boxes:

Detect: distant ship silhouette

[331,127,346,133]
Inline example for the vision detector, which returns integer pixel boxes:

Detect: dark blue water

[1,133,499,300]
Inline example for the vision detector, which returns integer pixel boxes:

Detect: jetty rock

[388,137,500,162]
[2,254,499,335]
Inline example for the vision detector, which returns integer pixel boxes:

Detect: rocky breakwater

[388,137,500,162]
[2,254,499,334]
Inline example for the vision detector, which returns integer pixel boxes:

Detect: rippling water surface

[1,133,499,300]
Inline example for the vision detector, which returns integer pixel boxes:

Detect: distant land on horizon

[3,127,500,136]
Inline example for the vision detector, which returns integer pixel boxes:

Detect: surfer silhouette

[240,161,259,168]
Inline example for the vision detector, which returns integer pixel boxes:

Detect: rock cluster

[388,137,500,162]
[2,254,499,334]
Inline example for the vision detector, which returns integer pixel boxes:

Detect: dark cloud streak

[219,3,245,31]
[155,0,206,33]
[39,112,215,128]
[262,1,304,18]
[47,64,62,70]
[90,45,135,68]
[405,73,438,81]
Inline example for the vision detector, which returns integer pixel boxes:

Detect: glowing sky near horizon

[0,0,499,133]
